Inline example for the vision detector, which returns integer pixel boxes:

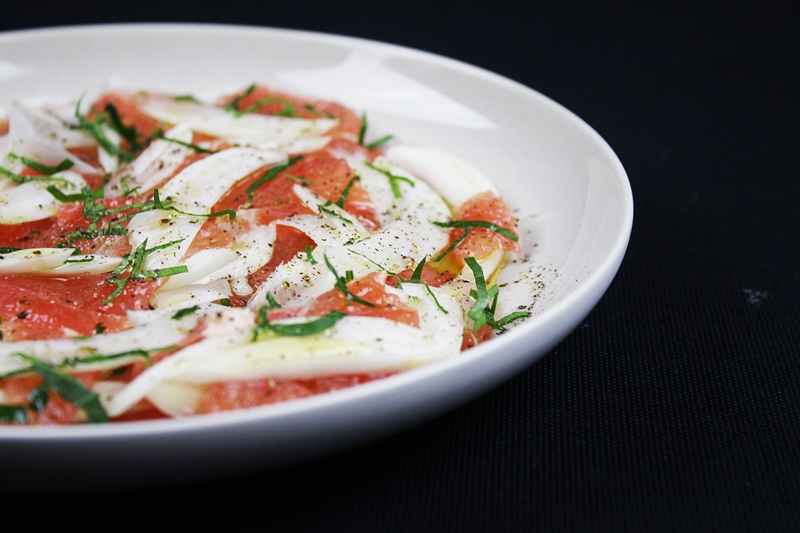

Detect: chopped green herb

[153,130,218,154]
[59,346,173,368]
[45,185,85,203]
[423,283,449,314]
[104,102,142,152]
[305,245,317,265]
[432,220,518,262]
[172,306,199,320]
[365,162,414,198]
[358,113,368,145]
[8,154,75,175]
[94,323,106,334]
[219,298,232,307]
[245,155,303,201]
[0,405,28,424]
[285,174,311,186]
[14,353,109,423]
[366,135,394,150]
[318,203,353,224]
[253,309,346,340]
[74,98,135,162]
[119,174,140,196]
[463,257,529,332]
[323,254,376,308]
[152,189,236,221]
[65,256,94,264]
[242,96,295,117]
[224,84,256,113]
[48,186,165,247]
[409,257,427,283]
[336,176,360,208]
[173,94,200,102]
[102,238,188,304]
[0,166,74,187]
[303,103,336,118]
[265,293,282,309]
[0,247,21,254]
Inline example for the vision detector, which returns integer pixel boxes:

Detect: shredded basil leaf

[365,162,414,198]
[358,113,368,145]
[0,166,73,187]
[432,220,518,262]
[243,96,295,117]
[104,102,142,152]
[14,353,109,423]
[153,130,218,154]
[285,174,312,186]
[102,238,187,304]
[305,245,317,265]
[318,203,353,224]
[224,84,256,113]
[264,293,282,309]
[254,309,347,340]
[172,306,199,320]
[0,405,29,424]
[366,135,394,150]
[323,254,377,308]
[336,176,360,208]
[152,189,236,221]
[245,155,303,202]
[8,154,75,175]
[463,257,529,332]
[74,98,135,162]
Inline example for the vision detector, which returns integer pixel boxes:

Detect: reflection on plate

[0,23,632,490]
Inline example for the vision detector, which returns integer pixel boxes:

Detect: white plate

[0,23,632,489]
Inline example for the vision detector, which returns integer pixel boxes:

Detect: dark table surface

[2,1,798,531]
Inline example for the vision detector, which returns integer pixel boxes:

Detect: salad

[0,84,528,424]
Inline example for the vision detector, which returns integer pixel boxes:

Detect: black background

[2,1,799,531]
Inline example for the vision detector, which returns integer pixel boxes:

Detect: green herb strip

[172,306,199,320]
[318,203,353,225]
[463,257,529,332]
[305,245,317,265]
[47,186,166,247]
[0,405,29,424]
[152,189,236,221]
[74,99,135,162]
[15,353,109,423]
[364,162,414,198]
[0,166,73,187]
[173,94,200,102]
[358,113,368,145]
[0,247,21,254]
[432,220,519,262]
[153,130,218,154]
[104,102,142,152]
[224,84,256,113]
[254,309,346,340]
[284,174,311,186]
[8,154,75,175]
[242,96,296,117]
[323,254,377,308]
[336,176,360,208]
[102,238,188,304]
[366,135,394,150]
[245,155,303,202]
[265,293,282,309]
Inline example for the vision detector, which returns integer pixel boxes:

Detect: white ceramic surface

[0,23,632,490]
